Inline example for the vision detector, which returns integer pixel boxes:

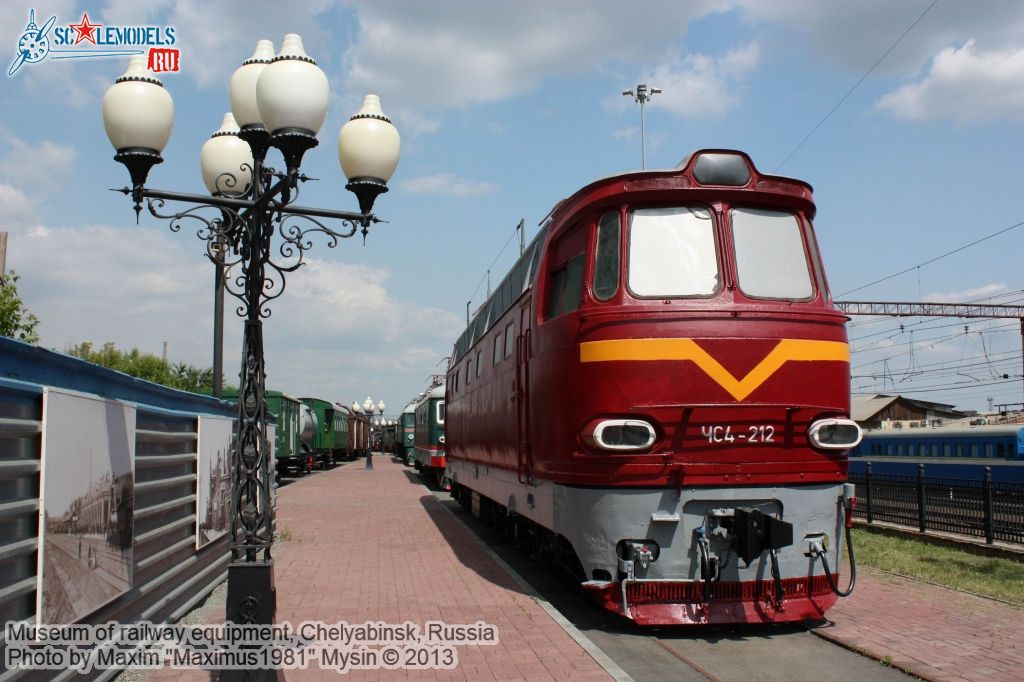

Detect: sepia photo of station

[41,394,135,625]
[198,428,231,547]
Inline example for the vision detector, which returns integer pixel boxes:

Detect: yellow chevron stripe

[579,338,849,401]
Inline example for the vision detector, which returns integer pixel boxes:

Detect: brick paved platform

[144,454,1024,681]
[811,566,1024,681]
[150,455,612,681]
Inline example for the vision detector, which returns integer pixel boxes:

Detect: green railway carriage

[301,397,350,466]
[412,384,446,487]
[397,403,416,464]
[222,388,309,474]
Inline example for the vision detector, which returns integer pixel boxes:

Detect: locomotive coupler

[731,508,794,566]
[703,507,794,565]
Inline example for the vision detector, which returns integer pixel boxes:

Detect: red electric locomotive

[446,150,862,625]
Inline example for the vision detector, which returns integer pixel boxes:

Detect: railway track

[651,637,722,681]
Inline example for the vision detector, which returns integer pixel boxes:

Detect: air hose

[769,549,785,607]
[695,528,717,603]
[818,499,856,597]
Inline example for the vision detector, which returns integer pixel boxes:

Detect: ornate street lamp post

[103,34,400,660]
[360,397,385,469]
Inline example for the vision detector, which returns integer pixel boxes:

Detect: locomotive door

[515,302,532,482]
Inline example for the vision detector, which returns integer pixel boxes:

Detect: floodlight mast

[622,84,661,169]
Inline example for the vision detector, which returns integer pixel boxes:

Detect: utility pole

[517,219,525,256]
[622,84,661,169]
[0,232,7,275]
[212,246,225,397]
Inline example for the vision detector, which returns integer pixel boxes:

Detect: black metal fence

[849,463,1024,545]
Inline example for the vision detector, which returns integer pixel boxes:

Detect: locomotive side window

[805,221,831,302]
[493,335,502,365]
[436,401,445,424]
[504,322,515,358]
[731,208,813,300]
[475,350,482,378]
[545,254,585,319]
[593,210,620,300]
[627,207,718,297]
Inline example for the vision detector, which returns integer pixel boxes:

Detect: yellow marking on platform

[579,338,849,401]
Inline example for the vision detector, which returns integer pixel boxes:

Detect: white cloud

[876,41,1024,122]
[0,183,40,232]
[9,218,458,411]
[923,283,1009,303]
[614,127,638,140]
[340,1,720,112]
[134,0,342,89]
[635,43,761,119]
[0,130,82,240]
[0,133,76,195]
[12,223,215,359]
[735,0,1024,76]
[398,173,496,197]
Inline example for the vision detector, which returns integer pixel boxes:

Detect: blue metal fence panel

[851,463,1024,545]
[0,339,237,680]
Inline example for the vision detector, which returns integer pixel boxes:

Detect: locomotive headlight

[808,418,862,450]
[585,419,657,452]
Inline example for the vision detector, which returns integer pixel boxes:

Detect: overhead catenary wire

[465,222,522,317]
[851,320,1019,353]
[852,377,1017,395]
[774,0,939,171]
[838,218,1024,297]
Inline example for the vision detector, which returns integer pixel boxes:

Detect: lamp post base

[222,560,279,682]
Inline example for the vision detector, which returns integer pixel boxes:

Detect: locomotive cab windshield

[592,203,821,305]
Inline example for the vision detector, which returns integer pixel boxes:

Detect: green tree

[171,362,215,393]
[0,270,40,344]
[67,342,219,393]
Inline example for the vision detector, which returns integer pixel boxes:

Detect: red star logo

[68,12,101,45]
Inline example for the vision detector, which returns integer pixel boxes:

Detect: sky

[2,0,1024,416]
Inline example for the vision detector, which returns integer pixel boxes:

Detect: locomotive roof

[541,148,814,227]
[299,396,334,408]
[452,227,547,363]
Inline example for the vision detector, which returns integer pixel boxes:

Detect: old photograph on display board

[197,416,233,549]
[38,389,135,625]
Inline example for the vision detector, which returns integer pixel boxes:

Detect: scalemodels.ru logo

[8,8,179,77]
